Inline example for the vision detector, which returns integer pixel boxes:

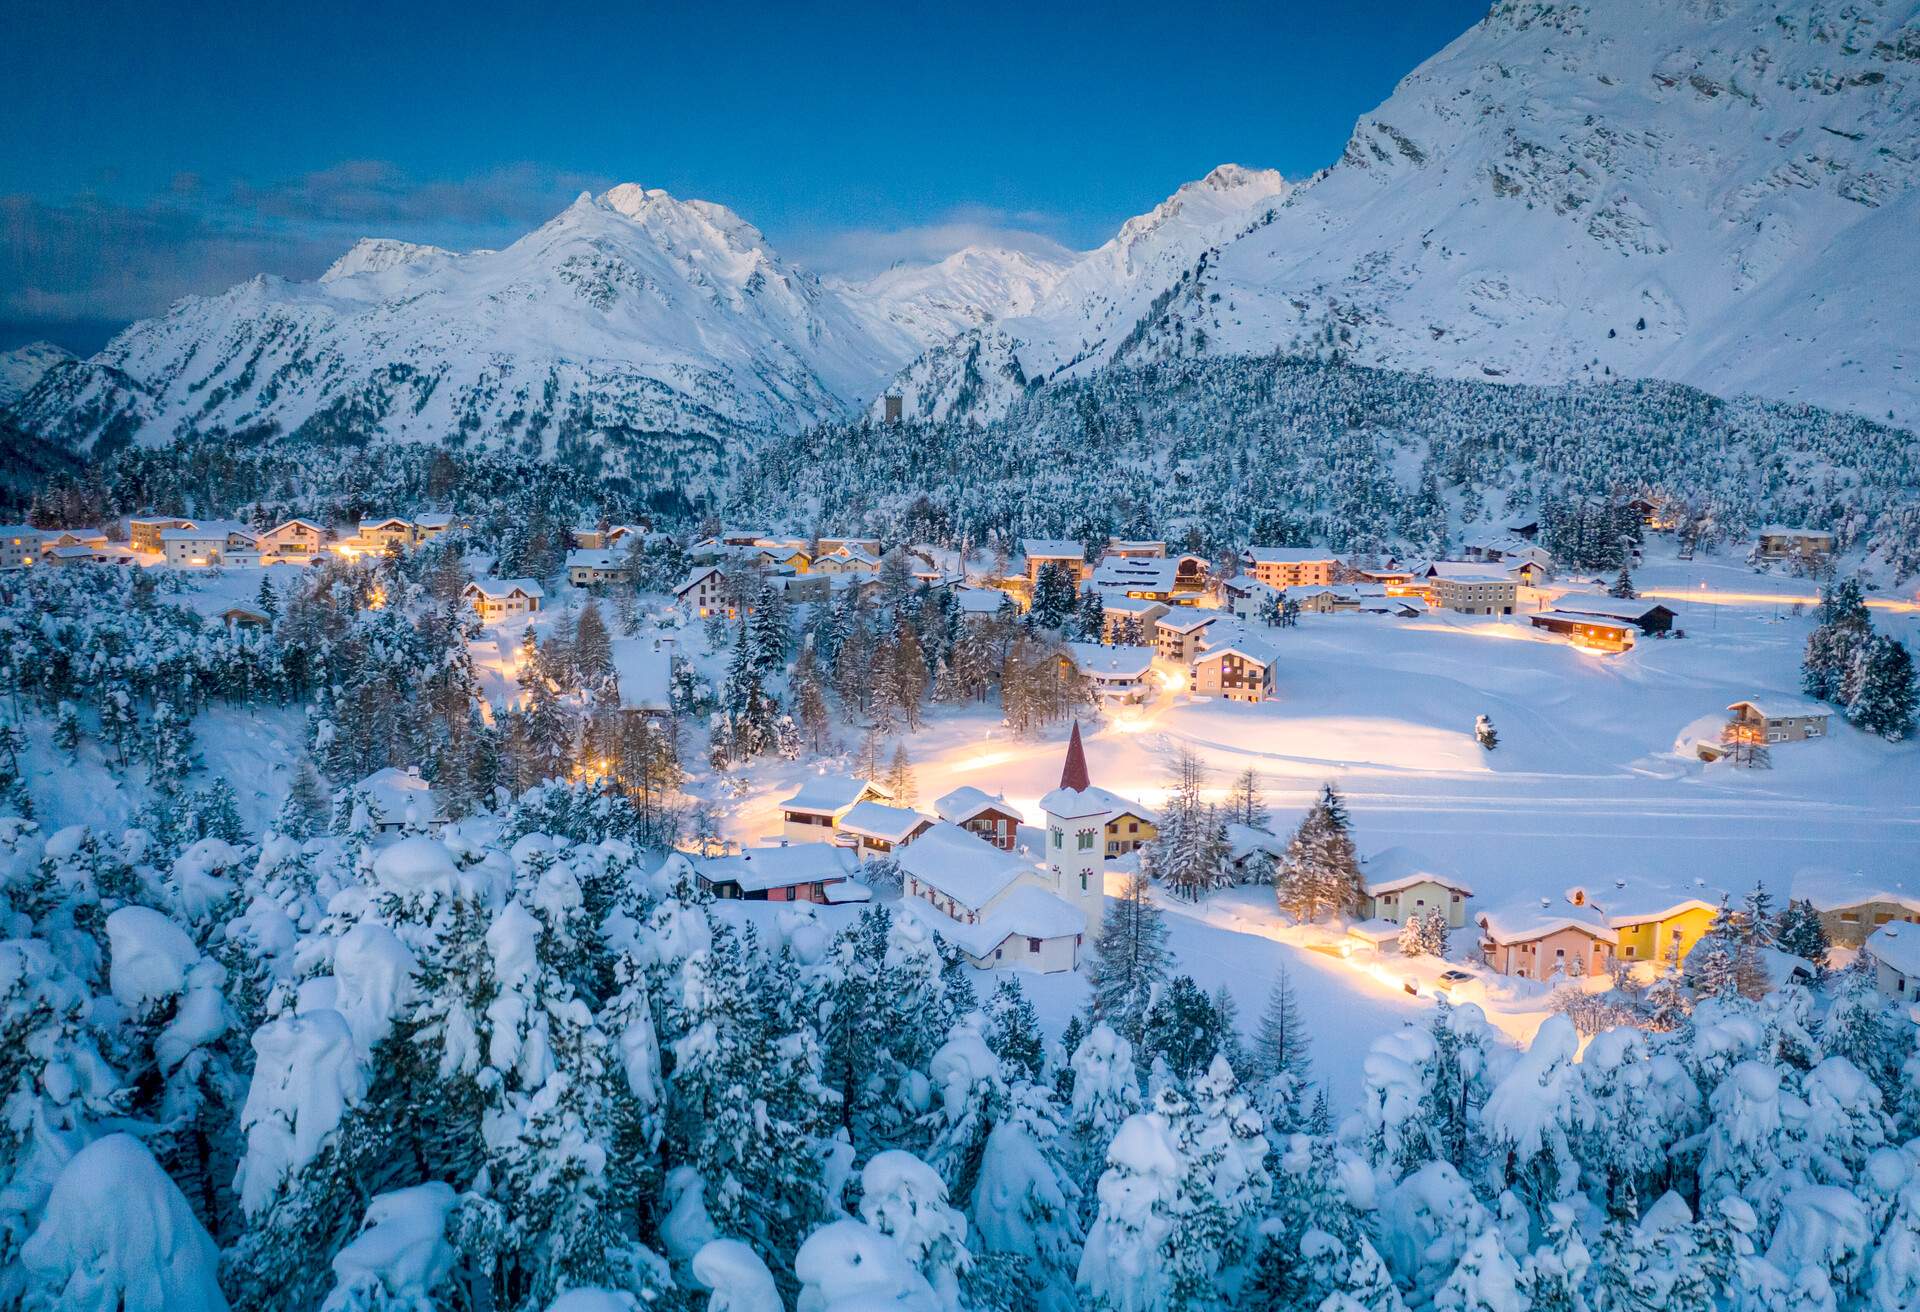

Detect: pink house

[1476,898,1616,980]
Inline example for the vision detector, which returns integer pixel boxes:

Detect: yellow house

[1102,803,1159,858]
[1571,879,1723,966]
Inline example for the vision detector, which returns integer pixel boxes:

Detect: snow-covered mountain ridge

[888,0,1920,428]
[2,187,1058,459]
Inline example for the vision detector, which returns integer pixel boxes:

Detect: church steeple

[1059,720,1090,792]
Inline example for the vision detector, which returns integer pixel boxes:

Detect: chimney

[1060,721,1091,792]
[406,766,421,779]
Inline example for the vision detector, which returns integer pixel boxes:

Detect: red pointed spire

[1059,720,1091,792]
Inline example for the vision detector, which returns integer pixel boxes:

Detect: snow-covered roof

[610,638,671,713]
[1091,558,1180,592]
[1757,525,1833,538]
[567,549,624,570]
[1106,540,1166,554]
[1727,697,1831,721]
[1195,636,1279,668]
[1551,596,1675,623]
[674,566,723,595]
[1346,918,1404,944]
[465,577,544,600]
[1067,642,1153,679]
[952,585,1013,614]
[779,775,887,817]
[161,519,254,541]
[935,786,1018,826]
[896,822,1036,909]
[1039,784,1156,825]
[1225,822,1282,865]
[1082,785,1157,824]
[1362,846,1474,897]
[359,516,413,531]
[900,884,1085,958]
[1156,611,1220,634]
[837,800,931,844]
[1022,539,1083,561]
[1531,610,1638,631]
[414,512,454,529]
[1243,546,1338,565]
[696,844,857,894]
[356,767,444,829]
[1867,925,1920,977]
[1791,867,1920,915]
[1476,899,1617,945]
[1425,561,1514,582]
[1094,591,1169,618]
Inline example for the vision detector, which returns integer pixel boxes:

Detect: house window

[1028,937,1042,953]
[1077,828,1096,851]
[1051,827,1064,849]
[1080,873,1089,891]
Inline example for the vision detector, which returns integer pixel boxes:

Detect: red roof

[1059,721,1091,791]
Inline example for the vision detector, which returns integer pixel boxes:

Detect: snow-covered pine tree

[1774,898,1832,971]
[1274,783,1364,923]
[1475,715,1499,751]
[1087,873,1171,1046]
[1608,567,1637,600]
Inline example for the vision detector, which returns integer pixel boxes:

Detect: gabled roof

[567,549,625,570]
[465,577,544,600]
[1424,561,1514,582]
[1067,642,1154,679]
[1156,611,1220,634]
[1757,524,1833,538]
[610,638,671,713]
[935,786,1020,826]
[1021,539,1084,560]
[1728,697,1831,721]
[1551,596,1676,623]
[1091,558,1180,592]
[1243,546,1338,565]
[1195,636,1279,668]
[900,884,1085,958]
[414,512,454,529]
[357,767,444,828]
[359,516,414,531]
[895,822,1037,910]
[696,843,857,894]
[837,800,932,844]
[1362,846,1474,898]
[780,775,888,816]
[161,519,254,541]
[953,585,1013,614]
[1531,610,1638,631]
[1867,924,1920,977]
[1476,898,1617,945]
[673,566,724,595]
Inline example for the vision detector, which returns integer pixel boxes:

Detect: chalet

[674,566,727,618]
[566,549,631,587]
[779,774,892,843]
[1461,535,1552,574]
[218,605,273,630]
[41,543,127,567]
[935,786,1023,852]
[569,521,646,550]
[1790,868,1920,947]
[1476,898,1616,980]
[1552,596,1679,634]
[463,578,544,621]
[42,528,109,551]
[1154,612,1222,665]
[1221,576,1281,621]
[1505,517,1541,541]
[1104,539,1167,560]
[1092,791,1159,857]
[129,516,195,554]
[1598,880,1722,965]
[1090,556,1183,602]
[1096,594,1168,644]
[1192,637,1278,703]
[1240,547,1338,590]
[358,517,418,551]
[1361,848,1474,929]
[353,767,447,835]
[1755,526,1835,563]
[1225,823,1283,882]
[835,801,933,859]
[1865,925,1920,1001]
[1422,562,1517,615]
[950,586,1014,627]
[414,513,458,541]
[777,574,832,605]
[161,521,259,567]
[812,546,882,575]
[748,543,812,574]
[692,843,867,904]
[610,637,673,721]
[258,518,328,559]
[1065,642,1156,704]
[1725,698,1831,745]
[897,823,1086,972]
[1355,565,1418,593]
[815,536,883,557]
[1529,611,1637,653]
[1022,539,1088,586]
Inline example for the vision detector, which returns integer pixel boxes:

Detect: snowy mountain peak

[0,341,75,409]
[319,238,457,283]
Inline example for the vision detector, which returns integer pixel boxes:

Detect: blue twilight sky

[1,0,1488,352]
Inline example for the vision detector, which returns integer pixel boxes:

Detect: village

[12,498,1917,1056]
